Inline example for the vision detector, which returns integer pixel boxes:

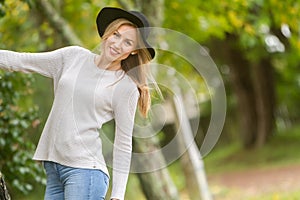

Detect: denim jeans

[43,161,109,200]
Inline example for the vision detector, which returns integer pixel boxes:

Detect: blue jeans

[43,161,109,200]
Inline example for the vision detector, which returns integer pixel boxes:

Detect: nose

[113,39,122,49]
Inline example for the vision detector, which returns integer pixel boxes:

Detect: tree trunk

[140,0,164,27]
[207,33,276,149]
[172,90,212,200]
[130,1,180,199]
[227,48,258,148]
[211,34,258,148]
[252,58,275,147]
[132,138,179,200]
[0,172,10,200]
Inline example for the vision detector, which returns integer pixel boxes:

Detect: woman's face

[103,24,138,63]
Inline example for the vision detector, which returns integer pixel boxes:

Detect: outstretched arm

[0,46,74,78]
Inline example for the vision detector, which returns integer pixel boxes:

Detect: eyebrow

[115,30,135,43]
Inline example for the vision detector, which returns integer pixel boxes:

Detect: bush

[0,71,45,194]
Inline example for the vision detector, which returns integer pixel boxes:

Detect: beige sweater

[0,46,139,200]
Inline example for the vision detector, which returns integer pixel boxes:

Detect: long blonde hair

[101,18,153,117]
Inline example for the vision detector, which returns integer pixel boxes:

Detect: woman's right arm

[0,47,73,78]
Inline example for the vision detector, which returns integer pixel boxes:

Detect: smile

[110,47,120,56]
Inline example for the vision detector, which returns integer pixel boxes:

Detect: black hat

[96,7,155,59]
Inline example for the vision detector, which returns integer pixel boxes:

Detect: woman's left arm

[111,82,139,200]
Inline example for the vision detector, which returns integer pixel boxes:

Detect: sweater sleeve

[111,80,139,200]
[0,46,76,78]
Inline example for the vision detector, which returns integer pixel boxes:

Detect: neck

[95,55,122,71]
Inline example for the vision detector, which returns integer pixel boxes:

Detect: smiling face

[102,24,138,64]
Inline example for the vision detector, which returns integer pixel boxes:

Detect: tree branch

[35,0,83,46]
[0,172,11,200]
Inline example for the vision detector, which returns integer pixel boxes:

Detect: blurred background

[0,0,299,199]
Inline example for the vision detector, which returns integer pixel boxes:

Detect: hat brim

[96,7,155,59]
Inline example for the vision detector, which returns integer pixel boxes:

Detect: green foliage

[0,0,37,51]
[0,1,5,17]
[0,71,45,194]
[0,0,45,195]
[165,0,300,129]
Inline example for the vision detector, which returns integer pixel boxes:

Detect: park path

[207,164,300,199]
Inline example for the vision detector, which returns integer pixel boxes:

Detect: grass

[204,125,300,174]
[202,124,300,200]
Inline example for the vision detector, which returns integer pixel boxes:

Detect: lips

[109,47,120,56]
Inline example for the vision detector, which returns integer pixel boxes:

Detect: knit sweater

[0,46,139,200]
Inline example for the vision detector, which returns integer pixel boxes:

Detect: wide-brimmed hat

[96,7,155,59]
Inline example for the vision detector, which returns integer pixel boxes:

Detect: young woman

[0,7,156,200]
